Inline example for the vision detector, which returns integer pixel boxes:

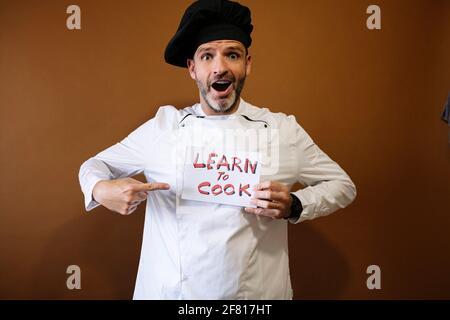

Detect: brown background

[0,0,449,299]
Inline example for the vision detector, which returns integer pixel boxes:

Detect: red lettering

[198,183,250,197]
[193,152,205,168]
[232,156,242,172]
[194,153,257,173]
[211,184,222,196]
[217,171,226,181]
[244,159,258,174]
[198,181,210,195]
[224,184,235,195]
[216,155,230,171]
[207,153,217,170]
[239,183,251,197]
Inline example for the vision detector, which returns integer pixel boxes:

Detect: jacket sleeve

[288,116,357,223]
[78,118,156,212]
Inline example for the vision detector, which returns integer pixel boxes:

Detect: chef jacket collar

[179,98,269,128]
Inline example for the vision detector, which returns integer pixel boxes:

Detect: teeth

[215,81,230,84]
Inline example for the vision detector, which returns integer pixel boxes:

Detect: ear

[245,55,252,76]
[187,59,196,80]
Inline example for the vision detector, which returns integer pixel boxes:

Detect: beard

[197,75,246,114]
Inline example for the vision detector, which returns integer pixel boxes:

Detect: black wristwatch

[284,193,303,220]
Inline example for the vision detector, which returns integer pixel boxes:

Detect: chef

[78,0,357,299]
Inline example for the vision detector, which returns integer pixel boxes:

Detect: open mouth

[211,80,232,92]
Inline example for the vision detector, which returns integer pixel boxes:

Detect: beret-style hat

[164,0,253,68]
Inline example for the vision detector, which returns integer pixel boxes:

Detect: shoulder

[145,104,196,130]
[242,100,313,146]
[243,100,301,130]
[126,104,194,138]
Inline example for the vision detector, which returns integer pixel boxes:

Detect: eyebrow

[197,45,245,55]
[224,46,245,53]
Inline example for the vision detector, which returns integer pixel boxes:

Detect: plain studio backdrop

[0,0,449,299]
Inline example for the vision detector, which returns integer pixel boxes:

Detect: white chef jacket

[78,98,357,300]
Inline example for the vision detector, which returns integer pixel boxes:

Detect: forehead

[196,40,245,53]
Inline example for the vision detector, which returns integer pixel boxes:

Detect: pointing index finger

[133,182,170,192]
[144,182,171,191]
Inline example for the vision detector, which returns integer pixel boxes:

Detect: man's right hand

[92,178,170,215]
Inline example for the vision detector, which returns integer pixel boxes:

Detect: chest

[142,120,298,197]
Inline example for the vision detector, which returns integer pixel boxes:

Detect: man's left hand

[244,181,292,219]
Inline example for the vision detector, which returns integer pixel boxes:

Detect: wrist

[284,193,303,220]
[92,180,108,204]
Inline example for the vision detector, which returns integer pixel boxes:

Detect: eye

[201,53,212,61]
[229,53,240,60]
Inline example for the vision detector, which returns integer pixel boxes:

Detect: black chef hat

[164,0,253,68]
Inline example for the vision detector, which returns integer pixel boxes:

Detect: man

[79,0,357,299]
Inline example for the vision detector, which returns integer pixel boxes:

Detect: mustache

[208,76,236,86]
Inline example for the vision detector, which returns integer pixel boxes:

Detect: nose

[212,55,229,76]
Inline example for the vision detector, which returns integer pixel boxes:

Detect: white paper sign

[181,147,261,207]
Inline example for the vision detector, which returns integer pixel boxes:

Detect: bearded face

[187,40,252,115]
